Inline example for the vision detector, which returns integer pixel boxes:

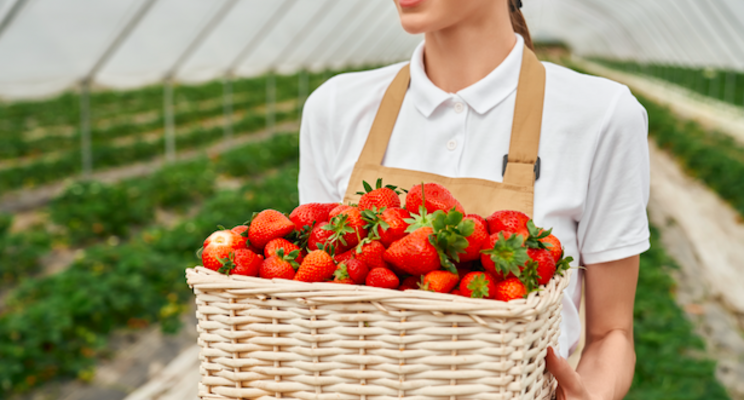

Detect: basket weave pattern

[186,267,570,400]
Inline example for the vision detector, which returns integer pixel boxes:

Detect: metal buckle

[502,154,540,180]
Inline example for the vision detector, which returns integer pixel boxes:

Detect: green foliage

[592,59,744,107]
[49,181,152,244]
[0,213,12,237]
[627,226,730,399]
[133,159,216,210]
[640,96,744,216]
[0,230,52,284]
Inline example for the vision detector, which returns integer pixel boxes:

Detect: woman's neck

[423,6,516,94]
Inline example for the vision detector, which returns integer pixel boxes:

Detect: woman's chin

[398,15,437,34]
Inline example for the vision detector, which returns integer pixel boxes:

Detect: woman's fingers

[546,346,585,398]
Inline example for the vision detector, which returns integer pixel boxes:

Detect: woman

[298,0,648,399]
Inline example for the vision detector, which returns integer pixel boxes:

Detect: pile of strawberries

[199,180,572,301]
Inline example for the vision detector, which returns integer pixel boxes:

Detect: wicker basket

[186,267,571,400]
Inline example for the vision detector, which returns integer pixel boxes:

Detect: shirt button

[447,139,457,151]
[454,102,464,113]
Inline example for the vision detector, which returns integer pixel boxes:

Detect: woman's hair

[509,0,534,50]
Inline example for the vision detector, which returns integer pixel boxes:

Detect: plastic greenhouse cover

[0,0,742,100]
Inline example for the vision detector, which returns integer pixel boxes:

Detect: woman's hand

[545,347,594,400]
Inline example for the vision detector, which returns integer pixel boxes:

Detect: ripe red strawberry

[248,210,295,251]
[295,250,337,282]
[260,249,300,280]
[357,179,401,211]
[398,275,421,291]
[365,268,400,289]
[355,239,386,270]
[307,222,333,251]
[494,277,527,301]
[345,258,369,284]
[362,207,411,248]
[201,230,245,271]
[459,271,499,299]
[289,203,338,231]
[466,214,488,233]
[541,233,562,263]
[334,249,355,264]
[328,204,352,219]
[229,248,263,276]
[383,227,441,275]
[229,225,250,248]
[527,247,556,285]
[405,183,465,215]
[264,238,303,263]
[333,277,355,284]
[421,270,459,293]
[486,210,530,241]
[459,215,489,262]
[480,232,529,280]
[450,288,463,296]
[324,206,367,252]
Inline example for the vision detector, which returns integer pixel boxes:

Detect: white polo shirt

[298,34,650,358]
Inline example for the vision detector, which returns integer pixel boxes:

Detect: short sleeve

[577,86,650,265]
[298,80,341,204]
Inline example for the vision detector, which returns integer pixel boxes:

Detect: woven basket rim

[187,266,572,318]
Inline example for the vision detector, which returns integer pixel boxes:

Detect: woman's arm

[546,254,640,400]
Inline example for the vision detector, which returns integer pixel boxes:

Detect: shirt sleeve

[577,86,651,265]
[298,79,342,204]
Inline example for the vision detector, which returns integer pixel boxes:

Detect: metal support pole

[298,69,309,117]
[724,71,735,104]
[164,80,176,162]
[266,72,276,134]
[80,81,92,177]
[223,74,233,142]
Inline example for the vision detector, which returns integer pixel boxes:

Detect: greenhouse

[0,0,743,399]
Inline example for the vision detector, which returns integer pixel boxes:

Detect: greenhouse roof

[0,0,742,100]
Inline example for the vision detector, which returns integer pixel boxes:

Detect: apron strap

[502,48,546,187]
[356,64,411,165]
[357,46,545,186]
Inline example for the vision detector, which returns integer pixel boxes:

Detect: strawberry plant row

[0,133,299,287]
[591,59,744,108]
[0,163,300,395]
[627,225,729,399]
[639,95,744,217]
[0,109,296,192]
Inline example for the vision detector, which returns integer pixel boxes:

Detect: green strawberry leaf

[217,252,236,275]
[467,274,490,299]
[524,219,552,249]
[334,263,350,280]
[520,260,541,294]
[480,232,529,277]
[555,252,575,276]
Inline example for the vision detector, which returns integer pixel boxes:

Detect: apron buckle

[502,155,541,180]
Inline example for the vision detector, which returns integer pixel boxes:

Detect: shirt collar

[408,34,524,117]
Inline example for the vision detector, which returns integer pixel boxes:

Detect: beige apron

[343,46,545,217]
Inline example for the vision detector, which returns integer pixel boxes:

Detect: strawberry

[289,202,338,231]
[541,233,562,263]
[357,179,401,211]
[264,238,303,263]
[323,207,367,252]
[365,268,399,289]
[361,207,411,248]
[398,275,421,291]
[527,247,556,286]
[259,249,300,280]
[230,225,250,248]
[229,248,263,276]
[333,277,355,284]
[201,230,244,271]
[248,210,295,251]
[405,183,465,215]
[494,277,527,301]
[345,258,369,284]
[328,204,352,219]
[334,248,355,264]
[355,239,386,270]
[307,222,333,251]
[480,232,529,280]
[421,270,459,293]
[383,227,441,275]
[485,210,530,241]
[450,288,464,296]
[459,215,489,262]
[295,249,337,282]
[459,271,498,299]
[466,214,488,234]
